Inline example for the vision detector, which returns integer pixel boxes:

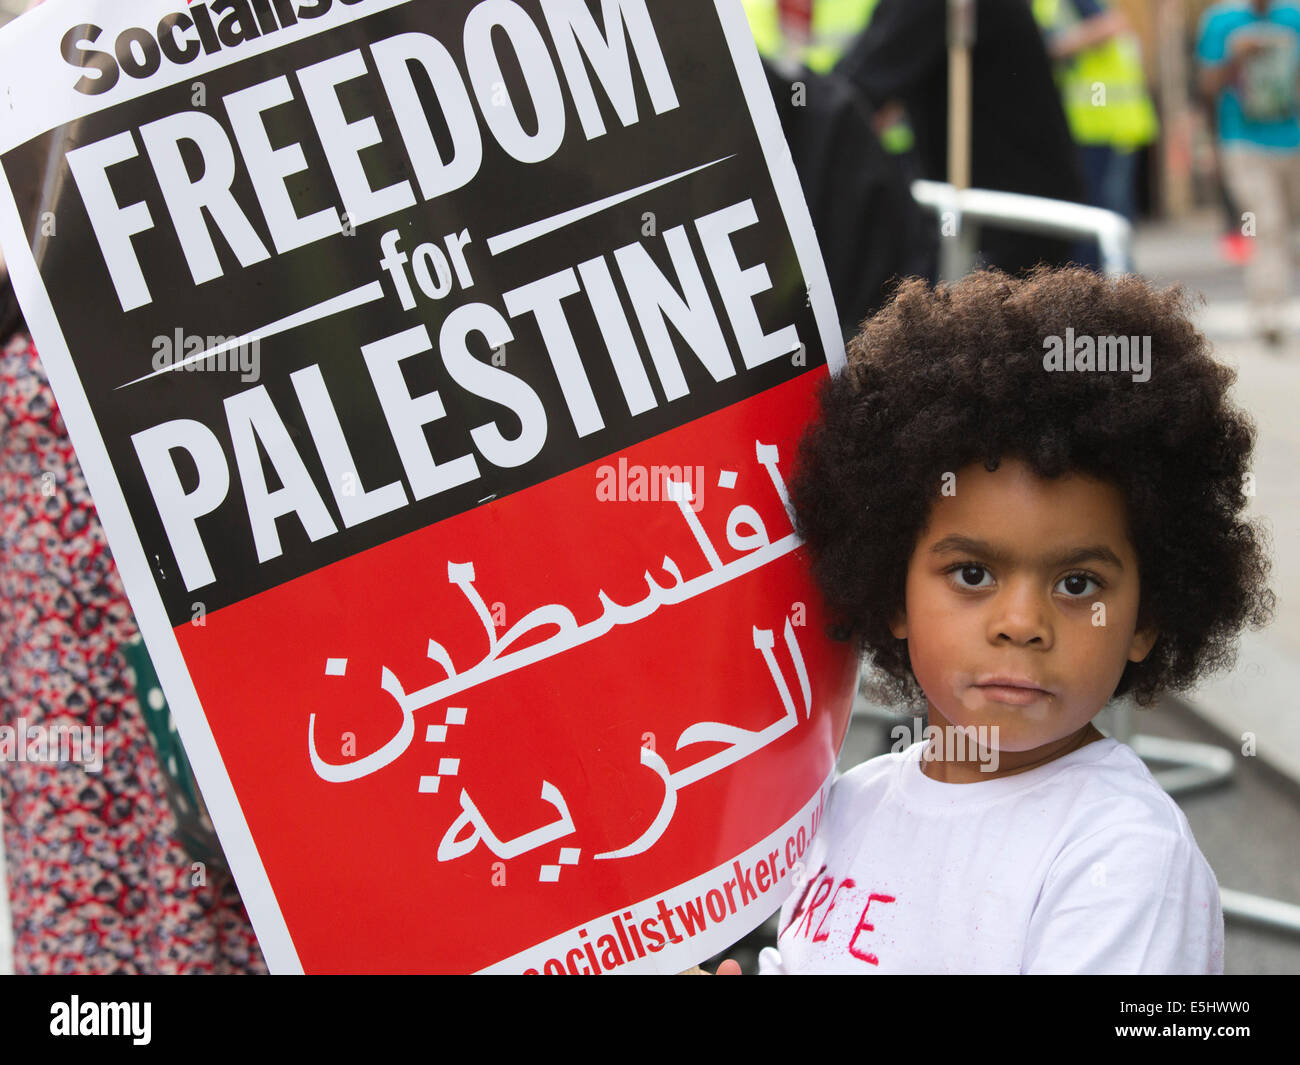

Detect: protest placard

[0,0,859,972]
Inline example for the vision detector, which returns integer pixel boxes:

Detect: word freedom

[63,0,680,311]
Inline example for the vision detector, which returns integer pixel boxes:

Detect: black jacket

[764,59,936,337]
[836,0,1087,275]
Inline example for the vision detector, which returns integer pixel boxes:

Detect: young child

[747,266,1273,974]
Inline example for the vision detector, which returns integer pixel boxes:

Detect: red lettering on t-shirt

[813,878,856,942]
[848,893,896,965]
[791,875,833,939]
[779,864,827,938]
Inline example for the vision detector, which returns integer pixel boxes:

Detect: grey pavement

[1134,212,1300,791]
[1129,214,1300,973]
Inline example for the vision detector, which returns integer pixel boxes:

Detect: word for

[49,997,151,1045]
[152,328,260,382]
[890,722,999,773]
[595,458,706,513]
[378,228,475,309]
[0,720,103,773]
[1042,328,1151,383]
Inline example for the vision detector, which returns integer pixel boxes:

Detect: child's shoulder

[832,741,917,793]
[1045,738,1200,846]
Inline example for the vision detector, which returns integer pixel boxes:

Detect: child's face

[890,457,1157,757]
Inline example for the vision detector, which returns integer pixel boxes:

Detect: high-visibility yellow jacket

[743,0,915,151]
[1032,0,1158,149]
[743,0,879,73]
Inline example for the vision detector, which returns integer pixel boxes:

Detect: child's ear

[889,611,908,641]
[1127,626,1158,663]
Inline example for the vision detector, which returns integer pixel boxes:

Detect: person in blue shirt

[1198,0,1300,345]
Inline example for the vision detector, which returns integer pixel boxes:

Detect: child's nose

[987,579,1053,648]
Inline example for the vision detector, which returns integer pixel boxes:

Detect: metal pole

[947,0,974,190]
[1156,0,1193,219]
[945,0,978,280]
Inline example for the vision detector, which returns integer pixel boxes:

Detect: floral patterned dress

[0,330,266,973]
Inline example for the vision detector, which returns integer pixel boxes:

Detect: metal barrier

[909,178,1134,280]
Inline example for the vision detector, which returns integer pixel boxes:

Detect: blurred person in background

[744,0,880,76]
[744,0,918,154]
[1197,0,1300,346]
[1033,0,1159,271]
[1210,115,1257,265]
[762,58,936,336]
[1,223,267,977]
[745,1,937,333]
[0,0,265,973]
[835,0,1089,276]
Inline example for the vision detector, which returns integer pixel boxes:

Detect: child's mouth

[973,685,1049,706]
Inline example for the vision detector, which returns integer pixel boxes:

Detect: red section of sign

[176,368,857,973]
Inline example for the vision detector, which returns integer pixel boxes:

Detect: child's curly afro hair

[790,266,1274,710]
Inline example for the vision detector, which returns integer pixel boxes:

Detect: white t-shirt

[758,737,1224,974]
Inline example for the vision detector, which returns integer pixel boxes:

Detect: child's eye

[947,563,993,589]
[1056,572,1103,598]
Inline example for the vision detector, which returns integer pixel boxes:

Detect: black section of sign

[3,2,824,625]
